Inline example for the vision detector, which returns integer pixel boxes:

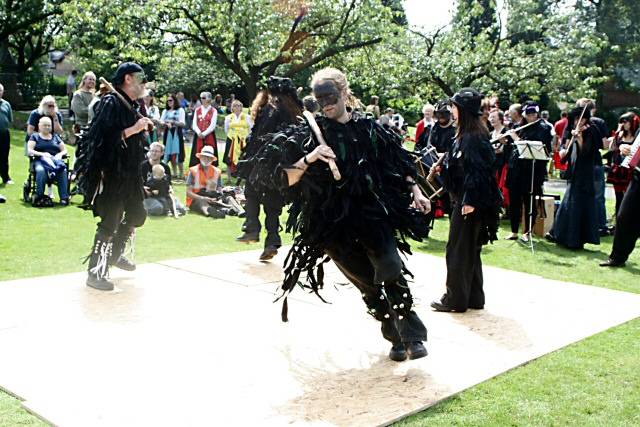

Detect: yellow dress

[226,112,250,171]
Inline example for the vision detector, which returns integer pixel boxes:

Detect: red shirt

[554,117,568,143]
[415,119,431,143]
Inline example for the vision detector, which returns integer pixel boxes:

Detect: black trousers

[610,172,640,263]
[93,180,147,238]
[443,203,485,311]
[509,186,540,234]
[243,184,283,247]
[0,129,10,182]
[324,234,427,344]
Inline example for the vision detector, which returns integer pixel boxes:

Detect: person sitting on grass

[27,116,69,207]
[144,164,182,217]
[141,142,184,216]
[186,146,223,216]
[186,146,245,218]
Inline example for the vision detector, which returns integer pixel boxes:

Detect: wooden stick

[98,77,153,132]
[302,111,341,181]
[426,153,445,182]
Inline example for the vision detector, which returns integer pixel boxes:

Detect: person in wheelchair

[26,116,69,207]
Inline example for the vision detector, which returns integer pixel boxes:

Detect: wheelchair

[22,154,71,207]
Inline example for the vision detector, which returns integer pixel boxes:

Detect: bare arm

[52,116,63,134]
[55,141,68,159]
[186,185,214,203]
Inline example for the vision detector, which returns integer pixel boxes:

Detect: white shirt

[192,105,217,137]
[147,105,160,121]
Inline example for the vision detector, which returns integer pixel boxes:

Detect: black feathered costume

[76,89,147,283]
[246,112,430,345]
[237,103,292,249]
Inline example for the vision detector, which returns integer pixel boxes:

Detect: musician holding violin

[605,112,638,219]
[79,62,155,291]
[601,115,640,268]
[545,106,600,249]
[504,102,553,242]
[488,109,513,210]
[430,88,502,313]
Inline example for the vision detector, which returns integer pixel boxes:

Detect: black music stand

[515,141,549,253]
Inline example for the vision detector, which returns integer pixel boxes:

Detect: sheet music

[515,141,550,161]
[621,131,640,171]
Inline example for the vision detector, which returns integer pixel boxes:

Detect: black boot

[236,232,259,243]
[259,245,278,261]
[406,341,428,360]
[599,258,625,268]
[388,343,407,362]
[111,228,136,271]
[86,233,114,291]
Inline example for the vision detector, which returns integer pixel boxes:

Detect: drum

[414,145,444,200]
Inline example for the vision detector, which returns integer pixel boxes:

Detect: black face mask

[313,80,341,108]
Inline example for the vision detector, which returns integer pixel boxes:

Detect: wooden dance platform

[1,250,639,426]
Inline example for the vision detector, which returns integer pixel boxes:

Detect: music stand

[515,141,550,253]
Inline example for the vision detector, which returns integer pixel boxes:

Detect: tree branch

[285,37,383,76]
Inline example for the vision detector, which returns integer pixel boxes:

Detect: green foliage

[403,0,607,110]
[576,0,640,91]
[18,71,63,105]
[154,52,242,98]
[0,0,68,77]
[58,0,166,80]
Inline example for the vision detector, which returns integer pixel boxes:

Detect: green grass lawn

[0,129,639,426]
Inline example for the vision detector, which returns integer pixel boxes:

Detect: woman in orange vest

[189,92,218,167]
[185,145,223,216]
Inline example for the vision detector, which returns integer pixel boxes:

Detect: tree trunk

[243,77,258,103]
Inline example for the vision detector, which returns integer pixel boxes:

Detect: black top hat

[451,87,483,116]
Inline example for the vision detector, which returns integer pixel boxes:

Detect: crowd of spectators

[1,71,638,258]
[405,92,637,251]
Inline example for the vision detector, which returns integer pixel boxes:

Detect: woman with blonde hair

[70,71,97,128]
[244,67,431,362]
[223,99,253,179]
[27,95,64,140]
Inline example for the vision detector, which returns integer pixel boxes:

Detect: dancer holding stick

[245,68,432,361]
